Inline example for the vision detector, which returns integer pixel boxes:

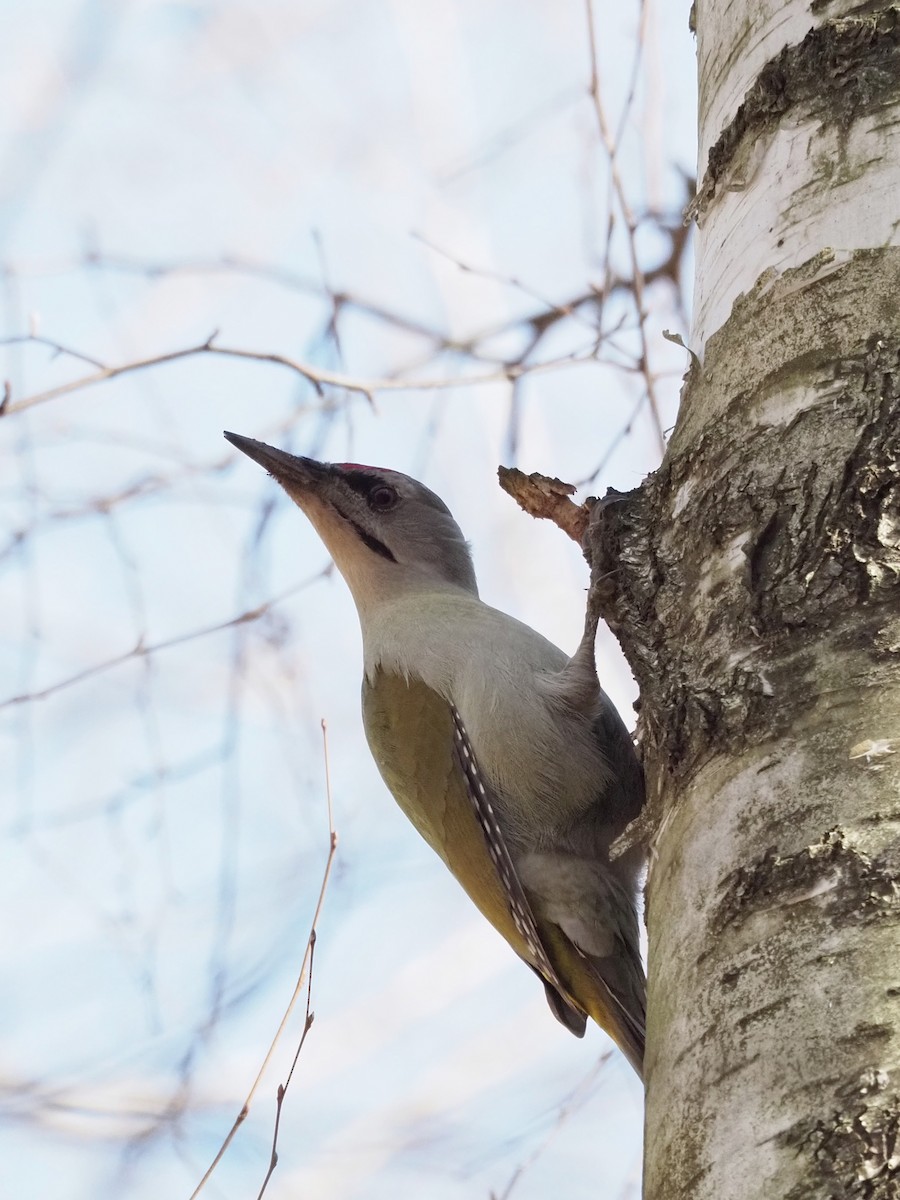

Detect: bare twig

[1,332,609,417]
[412,231,600,337]
[85,250,447,345]
[0,574,328,710]
[497,466,591,543]
[0,333,107,368]
[491,1052,614,1200]
[584,0,666,459]
[573,389,653,486]
[254,931,318,1199]
[190,719,338,1199]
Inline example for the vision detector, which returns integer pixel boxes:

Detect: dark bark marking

[586,304,900,800]
[714,827,900,933]
[735,996,791,1031]
[837,1022,894,1046]
[813,0,900,16]
[690,10,900,220]
[781,1073,900,1200]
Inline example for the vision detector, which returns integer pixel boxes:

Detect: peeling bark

[582,4,900,1197]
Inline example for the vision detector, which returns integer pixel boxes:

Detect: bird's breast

[363,591,613,840]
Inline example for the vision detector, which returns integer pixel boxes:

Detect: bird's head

[224,432,478,611]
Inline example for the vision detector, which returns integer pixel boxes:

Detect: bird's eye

[369,484,399,511]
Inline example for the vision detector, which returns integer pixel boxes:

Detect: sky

[0,3,696,1198]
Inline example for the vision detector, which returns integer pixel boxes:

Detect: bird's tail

[541,926,646,1079]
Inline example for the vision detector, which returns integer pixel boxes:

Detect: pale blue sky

[0,3,696,1197]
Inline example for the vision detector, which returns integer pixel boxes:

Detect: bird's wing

[362,668,644,1072]
[362,668,557,973]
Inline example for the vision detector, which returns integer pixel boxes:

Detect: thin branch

[1,333,608,418]
[412,231,601,337]
[585,0,666,459]
[491,1052,614,1200]
[2,222,690,412]
[497,467,590,544]
[190,719,338,1199]
[85,250,448,346]
[0,574,328,709]
[256,906,317,1198]
[438,85,584,182]
[0,333,107,369]
[574,388,653,486]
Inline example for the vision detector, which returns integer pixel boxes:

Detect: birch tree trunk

[588,4,900,1197]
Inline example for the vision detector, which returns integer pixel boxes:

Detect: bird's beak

[224,431,390,608]
[224,432,331,494]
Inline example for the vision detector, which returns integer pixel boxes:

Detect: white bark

[692,0,900,350]
[586,3,900,1197]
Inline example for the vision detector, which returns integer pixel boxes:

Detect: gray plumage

[223,433,647,1075]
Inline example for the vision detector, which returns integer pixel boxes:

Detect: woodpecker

[224,433,646,1076]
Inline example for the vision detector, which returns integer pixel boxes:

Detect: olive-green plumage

[223,431,647,1077]
[362,668,534,958]
[363,665,645,1074]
